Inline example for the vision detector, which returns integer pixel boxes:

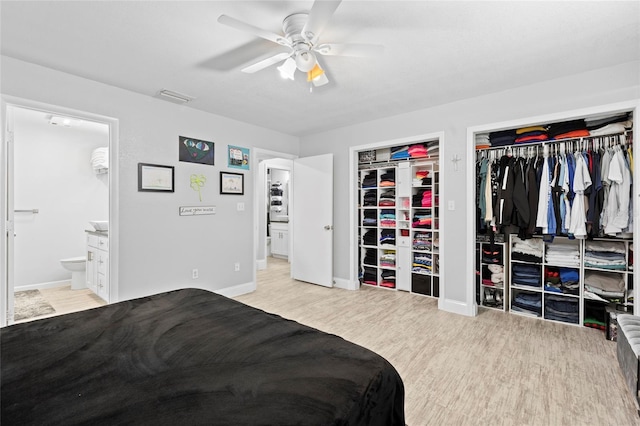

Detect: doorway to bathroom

[2,100,117,325]
[255,151,294,279]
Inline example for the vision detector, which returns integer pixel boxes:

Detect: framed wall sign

[138,163,174,192]
[220,171,244,195]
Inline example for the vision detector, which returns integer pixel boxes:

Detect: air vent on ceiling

[157,89,195,104]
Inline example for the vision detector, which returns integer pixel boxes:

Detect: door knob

[324,225,333,230]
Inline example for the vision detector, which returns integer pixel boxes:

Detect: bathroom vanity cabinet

[270,222,289,259]
[86,232,109,302]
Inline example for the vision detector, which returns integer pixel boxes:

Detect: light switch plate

[237,202,245,211]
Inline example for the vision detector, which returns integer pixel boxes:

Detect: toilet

[60,256,86,290]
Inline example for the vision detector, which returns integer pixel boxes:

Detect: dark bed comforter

[1,288,405,425]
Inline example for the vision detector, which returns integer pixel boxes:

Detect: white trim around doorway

[0,95,119,326]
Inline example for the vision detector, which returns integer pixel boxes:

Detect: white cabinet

[87,233,109,302]
[270,222,289,258]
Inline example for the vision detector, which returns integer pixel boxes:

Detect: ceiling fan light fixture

[277,57,297,80]
[307,63,325,82]
[295,51,317,72]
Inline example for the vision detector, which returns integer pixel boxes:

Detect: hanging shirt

[560,153,572,234]
[599,148,612,230]
[605,146,631,235]
[535,153,551,234]
[568,152,592,238]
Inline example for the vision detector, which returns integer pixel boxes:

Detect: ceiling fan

[218,0,383,88]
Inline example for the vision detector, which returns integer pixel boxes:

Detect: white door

[292,154,333,287]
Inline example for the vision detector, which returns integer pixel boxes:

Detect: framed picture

[228,145,250,170]
[220,171,244,195]
[179,136,215,166]
[138,163,174,192]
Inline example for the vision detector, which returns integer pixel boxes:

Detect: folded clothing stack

[378,189,395,206]
[362,210,377,226]
[413,170,431,186]
[511,236,543,263]
[408,144,428,158]
[412,253,432,274]
[475,133,490,150]
[584,240,626,270]
[412,212,432,228]
[412,189,432,207]
[363,249,377,266]
[512,263,541,288]
[379,170,395,187]
[545,242,580,267]
[362,229,377,246]
[380,270,395,288]
[413,232,432,251]
[362,267,377,286]
[544,295,579,324]
[586,112,633,136]
[547,119,589,140]
[379,209,396,228]
[363,190,377,206]
[512,292,542,317]
[482,264,504,288]
[489,129,516,147]
[361,171,377,188]
[379,229,395,246]
[544,266,579,295]
[515,126,548,144]
[584,270,625,299]
[379,250,396,268]
[390,145,409,160]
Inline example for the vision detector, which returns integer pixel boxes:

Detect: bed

[1,288,405,425]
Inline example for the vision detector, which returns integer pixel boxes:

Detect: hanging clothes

[568,151,592,238]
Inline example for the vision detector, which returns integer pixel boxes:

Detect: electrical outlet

[192,269,199,279]
[234,262,240,272]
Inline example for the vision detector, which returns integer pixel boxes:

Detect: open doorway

[254,150,295,278]
[2,100,118,325]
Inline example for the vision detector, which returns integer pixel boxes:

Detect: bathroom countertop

[85,230,108,237]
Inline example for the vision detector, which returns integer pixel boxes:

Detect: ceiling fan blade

[218,14,291,47]
[301,0,342,44]
[315,43,384,57]
[241,52,292,74]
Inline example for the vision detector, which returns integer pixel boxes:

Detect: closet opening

[349,132,443,295]
[468,102,637,335]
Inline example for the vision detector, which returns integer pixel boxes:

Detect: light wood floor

[14,284,106,324]
[22,260,640,424]
[237,257,640,426]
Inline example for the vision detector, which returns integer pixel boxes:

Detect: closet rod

[477,130,631,153]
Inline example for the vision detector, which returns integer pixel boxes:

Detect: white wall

[299,60,640,313]
[1,56,299,301]
[13,108,108,286]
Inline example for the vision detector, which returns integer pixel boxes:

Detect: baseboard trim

[257,258,267,270]
[438,297,478,317]
[334,277,358,291]
[215,281,255,298]
[15,280,70,292]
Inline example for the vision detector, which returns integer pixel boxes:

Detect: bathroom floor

[14,284,106,324]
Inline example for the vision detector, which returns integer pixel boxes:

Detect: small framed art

[138,163,175,192]
[220,171,244,195]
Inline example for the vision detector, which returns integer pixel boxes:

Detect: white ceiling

[1,1,639,137]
